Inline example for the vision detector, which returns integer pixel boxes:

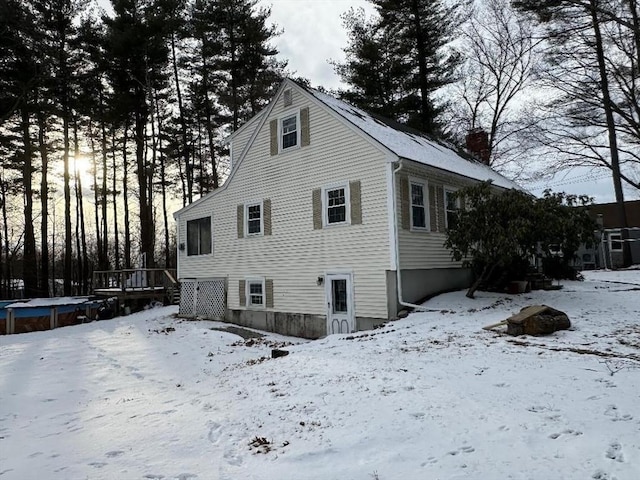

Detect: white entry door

[326,273,354,335]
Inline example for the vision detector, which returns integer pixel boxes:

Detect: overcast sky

[258,0,374,90]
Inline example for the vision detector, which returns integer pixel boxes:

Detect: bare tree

[514,0,638,266]
[447,0,541,169]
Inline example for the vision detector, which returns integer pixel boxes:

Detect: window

[246,279,265,307]
[410,181,427,229]
[444,188,460,230]
[324,185,349,225]
[281,114,298,150]
[246,202,262,235]
[186,217,212,256]
[610,233,622,251]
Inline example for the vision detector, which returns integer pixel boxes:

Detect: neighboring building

[173,79,522,338]
[576,200,640,270]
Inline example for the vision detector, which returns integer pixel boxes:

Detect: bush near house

[445,181,597,298]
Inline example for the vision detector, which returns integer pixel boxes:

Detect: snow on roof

[308,88,523,191]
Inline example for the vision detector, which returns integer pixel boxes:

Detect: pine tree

[104,0,170,268]
[1,0,42,297]
[336,0,465,134]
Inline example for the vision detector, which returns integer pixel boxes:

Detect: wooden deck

[92,269,179,304]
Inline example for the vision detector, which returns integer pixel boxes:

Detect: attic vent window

[283,89,292,106]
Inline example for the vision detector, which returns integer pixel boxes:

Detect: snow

[309,88,523,191]
[1,270,639,480]
[6,297,94,308]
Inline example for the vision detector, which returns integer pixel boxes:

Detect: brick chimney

[465,128,491,165]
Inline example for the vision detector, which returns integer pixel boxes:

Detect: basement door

[326,273,354,335]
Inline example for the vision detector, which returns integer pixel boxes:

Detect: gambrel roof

[305,85,522,191]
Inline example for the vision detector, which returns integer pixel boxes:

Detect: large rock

[506,305,571,336]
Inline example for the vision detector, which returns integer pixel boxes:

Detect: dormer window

[281,114,298,149]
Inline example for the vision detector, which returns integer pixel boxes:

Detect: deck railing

[93,269,178,293]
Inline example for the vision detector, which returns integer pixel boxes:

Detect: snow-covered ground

[1,270,639,480]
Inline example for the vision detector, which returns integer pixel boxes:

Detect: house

[576,200,640,269]
[173,79,522,338]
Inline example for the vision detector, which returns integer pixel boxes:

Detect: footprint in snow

[420,456,438,466]
[223,447,243,466]
[604,405,633,422]
[207,421,223,444]
[447,445,475,456]
[105,450,124,458]
[175,474,198,480]
[605,442,624,462]
[143,475,164,479]
[592,469,617,480]
[549,429,582,440]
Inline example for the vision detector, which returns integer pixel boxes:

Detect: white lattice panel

[179,281,197,316]
[195,279,227,319]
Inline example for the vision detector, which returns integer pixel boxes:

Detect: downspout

[391,159,435,312]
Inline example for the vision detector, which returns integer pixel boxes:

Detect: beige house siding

[229,111,264,168]
[396,160,473,270]
[177,85,392,320]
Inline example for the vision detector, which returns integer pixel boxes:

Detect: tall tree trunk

[135,85,154,268]
[111,128,120,270]
[410,0,433,133]
[171,32,192,203]
[230,17,239,131]
[589,0,631,267]
[626,0,640,70]
[201,53,219,189]
[74,171,82,295]
[154,92,171,268]
[37,109,50,297]
[74,122,88,294]
[1,174,9,298]
[88,120,103,273]
[99,88,110,270]
[21,106,38,298]
[122,123,132,269]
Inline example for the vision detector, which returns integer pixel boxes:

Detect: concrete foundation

[227,309,387,339]
[386,267,472,317]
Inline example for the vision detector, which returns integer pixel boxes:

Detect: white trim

[244,200,264,237]
[224,108,268,144]
[228,141,233,171]
[185,215,213,257]
[408,176,429,231]
[443,186,460,229]
[278,109,301,153]
[245,277,266,308]
[324,271,355,335]
[386,160,398,270]
[322,181,351,227]
[609,231,623,252]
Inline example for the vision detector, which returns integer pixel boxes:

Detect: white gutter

[391,159,435,312]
